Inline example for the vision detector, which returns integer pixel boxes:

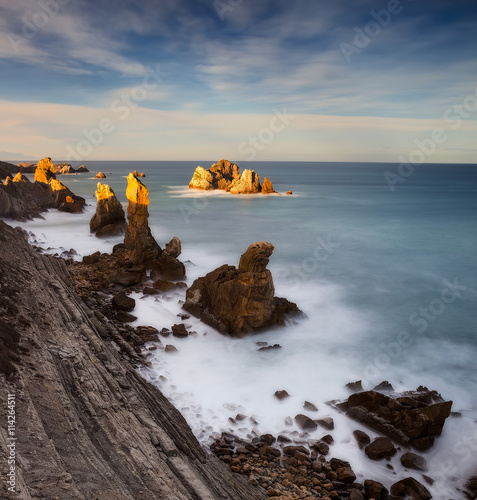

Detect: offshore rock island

[189,159,278,194]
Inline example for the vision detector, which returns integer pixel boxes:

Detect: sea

[8,161,477,499]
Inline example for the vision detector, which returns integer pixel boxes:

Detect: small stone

[304,401,318,412]
[316,417,334,430]
[274,390,290,400]
[165,345,178,353]
[390,477,432,499]
[364,479,389,500]
[295,414,318,431]
[346,380,363,392]
[400,452,428,471]
[353,429,371,449]
[82,251,101,264]
[172,323,188,338]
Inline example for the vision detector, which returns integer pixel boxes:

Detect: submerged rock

[183,241,301,335]
[90,182,126,237]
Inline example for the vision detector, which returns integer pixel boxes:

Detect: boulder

[83,251,101,264]
[390,477,432,499]
[294,414,318,431]
[183,241,301,335]
[77,164,89,172]
[274,390,290,400]
[303,401,318,412]
[364,480,388,500]
[95,172,107,179]
[344,387,452,451]
[112,293,136,312]
[229,169,261,194]
[261,177,276,194]
[53,163,75,174]
[124,173,161,265]
[151,254,186,281]
[172,324,188,338]
[164,236,181,258]
[365,437,397,460]
[353,429,370,449]
[400,452,427,471]
[90,183,126,236]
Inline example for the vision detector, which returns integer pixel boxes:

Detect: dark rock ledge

[0,220,264,500]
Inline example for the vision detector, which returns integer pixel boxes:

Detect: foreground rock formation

[90,182,126,237]
[0,157,85,220]
[124,173,185,280]
[341,385,453,451]
[0,220,264,500]
[183,241,301,335]
[188,159,278,194]
[124,172,162,265]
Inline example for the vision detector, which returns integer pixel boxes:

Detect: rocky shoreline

[1,159,476,499]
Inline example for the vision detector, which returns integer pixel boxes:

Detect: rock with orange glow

[34,157,56,184]
[90,183,126,237]
[261,177,277,194]
[229,169,261,194]
[124,173,161,265]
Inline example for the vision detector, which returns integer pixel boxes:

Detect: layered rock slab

[183,241,301,335]
[90,182,126,237]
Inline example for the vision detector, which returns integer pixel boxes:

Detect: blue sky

[0,0,476,162]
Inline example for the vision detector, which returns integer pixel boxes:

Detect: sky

[0,0,476,163]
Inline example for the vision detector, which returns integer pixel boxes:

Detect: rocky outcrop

[0,219,263,500]
[77,164,89,172]
[16,161,37,172]
[183,241,301,335]
[188,159,279,195]
[34,156,56,183]
[95,171,106,179]
[261,177,277,194]
[90,183,126,237]
[343,386,453,451]
[53,163,75,174]
[124,173,161,265]
[0,160,20,179]
[229,169,261,194]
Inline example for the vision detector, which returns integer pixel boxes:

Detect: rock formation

[34,156,56,183]
[229,169,261,194]
[188,159,279,195]
[90,182,126,237]
[183,241,301,335]
[0,219,263,500]
[53,162,75,174]
[95,171,106,178]
[77,164,89,172]
[342,386,453,451]
[124,173,161,265]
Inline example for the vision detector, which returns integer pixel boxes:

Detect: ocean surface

[9,161,477,498]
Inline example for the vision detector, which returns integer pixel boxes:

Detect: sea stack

[124,172,161,265]
[183,241,301,335]
[90,182,126,237]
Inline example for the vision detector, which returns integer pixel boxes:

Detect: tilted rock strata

[0,219,264,500]
[90,182,126,237]
[183,241,301,335]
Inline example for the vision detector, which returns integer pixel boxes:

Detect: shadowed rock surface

[0,219,265,500]
[343,387,452,451]
[183,241,301,335]
[90,182,126,237]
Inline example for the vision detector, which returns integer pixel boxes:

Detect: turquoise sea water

[13,161,477,497]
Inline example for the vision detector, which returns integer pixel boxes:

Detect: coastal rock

[189,166,215,190]
[229,169,261,194]
[95,171,107,178]
[183,241,301,335]
[124,173,162,265]
[112,293,136,312]
[364,479,388,500]
[400,451,427,471]
[353,429,371,449]
[77,164,89,172]
[0,160,19,179]
[210,159,241,190]
[53,163,75,174]
[344,387,452,450]
[90,183,126,237]
[164,236,182,258]
[48,178,85,212]
[151,253,186,281]
[294,413,318,431]
[16,161,37,173]
[261,177,276,194]
[275,390,290,400]
[34,157,56,183]
[0,219,263,500]
[390,477,432,499]
[365,437,397,460]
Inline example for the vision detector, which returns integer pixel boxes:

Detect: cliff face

[0,220,264,500]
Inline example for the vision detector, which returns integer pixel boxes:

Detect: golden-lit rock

[34,157,55,183]
[229,169,261,194]
[90,183,126,237]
